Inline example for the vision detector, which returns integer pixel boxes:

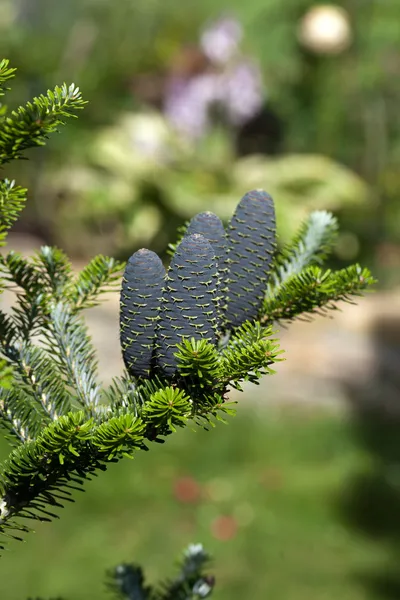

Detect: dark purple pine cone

[185,211,228,323]
[225,189,276,328]
[120,249,166,378]
[155,233,220,377]
[186,211,227,271]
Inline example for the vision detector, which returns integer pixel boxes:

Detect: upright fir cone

[185,211,228,322]
[120,249,166,378]
[225,189,276,328]
[155,233,220,377]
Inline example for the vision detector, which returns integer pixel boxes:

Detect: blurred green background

[1,0,400,282]
[1,0,400,598]
[0,407,396,600]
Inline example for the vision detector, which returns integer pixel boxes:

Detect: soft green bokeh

[0,407,387,600]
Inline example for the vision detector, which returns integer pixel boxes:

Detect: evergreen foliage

[107,543,214,600]
[0,61,375,598]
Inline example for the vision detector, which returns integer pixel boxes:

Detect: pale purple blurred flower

[222,60,264,126]
[164,15,264,139]
[164,73,221,138]
[164,63,263,138]
[200,16,242,65]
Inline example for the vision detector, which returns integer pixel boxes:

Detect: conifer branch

[33,247,74,301]
[221,322,282,390]
[0,382,233,545]
[11,342,71,422]
[263,264,375,323]
[0,180,27,248]
[68,255,124,312]
[269,211,338,295]
[106,544,214,600]
[0,387,36,443]
[154,544,214,600]
[0,59,16,98]
[0,83,86,165]
[42,303,101,413]
[107,563,152,600]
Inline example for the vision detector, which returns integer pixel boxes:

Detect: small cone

[185,211,228,325]
[120,249,166,378]
[225,189,276,328]
[155,234,220,377]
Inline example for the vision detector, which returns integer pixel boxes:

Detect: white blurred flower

[298,5,352,55]
[126,113,171,160]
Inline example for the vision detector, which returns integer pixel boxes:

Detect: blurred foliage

[35,113,368,258]
[1,0,399,279]
[0,407,391,600]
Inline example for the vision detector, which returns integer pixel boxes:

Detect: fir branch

[269,211,338,295]
[0,377,230,545]
[42,303,101,413]
[92,414,146,459]
[33,246,73,302]
[68,255,124,312]
[14,343,72,421]
[0,387,36,443]
[107,544,214,600]
[175,338,223,402]
[0,250,40,293]
[154,544,214,600]
[221,321,282,390]
[0,59,16,98]
[0,334,71,436]
[142,387,192,432]
[106,564,152,600]
[0,308,18,356]
[103,375,138,414]
[0,180,27,248]
[0,251,45,338]
[0,410,146,542]
[263,264,375,323]
[0,83,86,165]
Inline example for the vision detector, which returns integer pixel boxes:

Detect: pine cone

[225,189,276,328]
[155,233,220,377]
[120,249,166,378]
[185,211,228,324]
